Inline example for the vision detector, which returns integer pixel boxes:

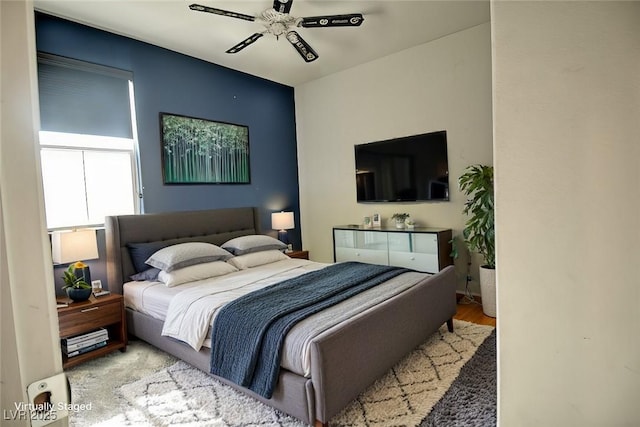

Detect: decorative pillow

[130,267,161,282]
[157,261,238,288]
[222,235,287,256]
[127,234,231,273]
[127,241,172,273]
[227,249,289,270]
[146,242,233,273]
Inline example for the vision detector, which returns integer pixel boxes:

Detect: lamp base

[277,230,290,245]
[75,266,92,285]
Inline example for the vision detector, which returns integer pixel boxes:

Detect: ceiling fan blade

[300,14,364,28]
[286,31,318,63]
[273,0,293,14]
[226,33,264,54]
[189,4,255,22]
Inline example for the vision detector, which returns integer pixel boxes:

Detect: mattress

[124,258,430,376]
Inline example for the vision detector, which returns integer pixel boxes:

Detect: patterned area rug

[66,320,493,426]
[421,329,497,426]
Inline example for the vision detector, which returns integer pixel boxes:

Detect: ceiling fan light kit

[189,0,364,62]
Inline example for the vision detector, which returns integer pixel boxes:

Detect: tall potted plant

[458,164,496,317]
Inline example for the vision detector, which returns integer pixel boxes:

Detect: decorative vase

[395,220,405,229]
[479,266,496,318]
[66,287,92,302]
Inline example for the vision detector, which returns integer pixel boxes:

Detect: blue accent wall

[36,13,301,291]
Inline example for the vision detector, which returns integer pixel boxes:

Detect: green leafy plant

[391,213,410,222]
[459,164,495,269]
[61,262,91,290]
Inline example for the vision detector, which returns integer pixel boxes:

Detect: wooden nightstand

[287,250,309,260]
[56,293,127,369]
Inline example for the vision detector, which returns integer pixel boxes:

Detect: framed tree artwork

[160,112,250,184]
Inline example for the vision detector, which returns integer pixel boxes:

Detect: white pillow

[227,250,289,270]
[222,235,287,256]
[157,261,238,287]
[146,242,233,272]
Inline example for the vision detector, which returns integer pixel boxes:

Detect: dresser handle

[81,307,99,313]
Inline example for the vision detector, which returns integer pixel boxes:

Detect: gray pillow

[146,242,233,272]
[221,235,287,256]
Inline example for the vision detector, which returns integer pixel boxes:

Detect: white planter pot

[395,220,405,229]
[479,266,496,318]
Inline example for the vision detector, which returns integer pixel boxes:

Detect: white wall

[492,1,640,425]
[295,22,493,293]
[1,1,66,425]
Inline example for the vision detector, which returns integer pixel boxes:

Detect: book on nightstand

[62,328,109,352]
[63,328,108,345]
[64,341,107,358]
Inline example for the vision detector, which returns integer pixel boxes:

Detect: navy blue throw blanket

[210,262,410,398]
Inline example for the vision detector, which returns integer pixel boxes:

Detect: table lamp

[51,229,99,285]
[271,211,294,246]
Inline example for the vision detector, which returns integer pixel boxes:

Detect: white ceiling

[34,0,490,87]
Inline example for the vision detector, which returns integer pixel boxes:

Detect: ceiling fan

[189,0,364,63]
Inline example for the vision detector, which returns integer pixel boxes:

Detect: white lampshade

[51,229,99,264]
[271,211,295,230]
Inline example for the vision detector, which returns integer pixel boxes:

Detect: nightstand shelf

[56,293,127,369]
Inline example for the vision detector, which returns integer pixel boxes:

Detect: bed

[105,207,457,426]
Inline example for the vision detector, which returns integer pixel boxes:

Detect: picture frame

[363,216,372,229]
[160,112,250,184]
[372,213,381,227]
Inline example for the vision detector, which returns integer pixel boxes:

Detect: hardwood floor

[454,295,497,327]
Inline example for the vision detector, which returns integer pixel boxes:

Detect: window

[39,132,139,228]
[37,53,141,229]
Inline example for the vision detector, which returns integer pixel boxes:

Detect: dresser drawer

[58,300,122,338]
[335,247,389,265]
[388,251,439,273]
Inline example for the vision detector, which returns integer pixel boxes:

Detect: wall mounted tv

[355,130,449,203]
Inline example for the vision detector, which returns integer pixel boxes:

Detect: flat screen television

[355,130,449,202]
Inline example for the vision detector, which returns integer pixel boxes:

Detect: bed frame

[105,207,457,426]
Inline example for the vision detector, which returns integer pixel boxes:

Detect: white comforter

[128,259,430,376]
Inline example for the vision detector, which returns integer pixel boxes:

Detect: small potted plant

[405,218,416,229]
[62,262,93,302]
[391,213,410,229]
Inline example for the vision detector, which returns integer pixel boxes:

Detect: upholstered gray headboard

[105,207,260,295]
